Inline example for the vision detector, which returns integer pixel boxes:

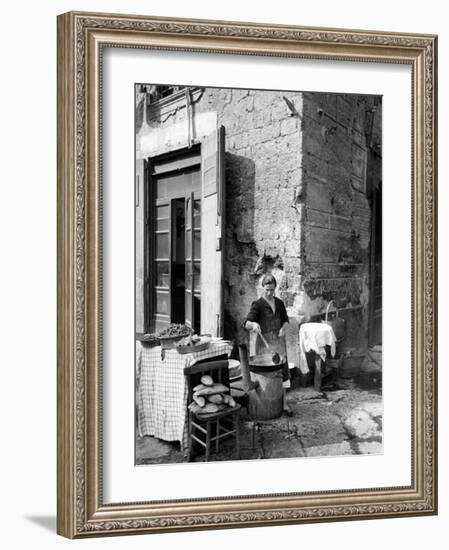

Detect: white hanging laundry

[298,322,336,374]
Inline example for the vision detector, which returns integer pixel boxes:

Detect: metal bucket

[339,354,365,379]
[247,354,284,420]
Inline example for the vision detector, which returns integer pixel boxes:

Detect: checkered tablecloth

[137,340,232,450]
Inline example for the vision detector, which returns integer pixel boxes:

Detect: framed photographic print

[57,11,437,538]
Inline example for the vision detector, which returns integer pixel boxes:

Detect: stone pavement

[136,380,382,464]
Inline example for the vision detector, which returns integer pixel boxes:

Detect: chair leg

[216,419,220,454]
[234,412,240,459]
[205,421,211,462]
[187,440,193,462]
[187,413,194,462]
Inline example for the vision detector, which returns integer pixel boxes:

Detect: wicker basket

[176,341,210,354]
[137,333,160,348]
[159,334,188,350]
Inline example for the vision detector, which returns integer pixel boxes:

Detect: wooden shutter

[135,158,146,333]
[152,198,172,332]
[185,192,194,330]
[200,125,226,336]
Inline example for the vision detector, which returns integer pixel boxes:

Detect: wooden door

[200,125,226,337]
[152,199,172,332]
[145,148,201,333]
[185,192,194,330]
[184,192,201,332]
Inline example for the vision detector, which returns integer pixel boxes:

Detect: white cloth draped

[298,323,336,374]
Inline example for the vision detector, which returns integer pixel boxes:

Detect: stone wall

[136,86,305,359]
[297,92,382,349]
[135,85,381,363]
[215,88,304,353]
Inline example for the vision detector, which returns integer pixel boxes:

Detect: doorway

[369,184,382,346]
[144,146,202,334]
[172,198,186,323]
[142,127,225,338]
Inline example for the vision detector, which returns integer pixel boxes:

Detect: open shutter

[184,192,195,330]
[152,198,172,332]
[136,158,146,333]
[201,125,226,336]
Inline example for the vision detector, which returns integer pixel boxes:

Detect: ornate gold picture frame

[57,11,437,538]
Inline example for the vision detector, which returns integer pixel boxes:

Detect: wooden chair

[184,357,241,462]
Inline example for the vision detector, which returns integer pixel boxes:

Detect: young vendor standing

[244,274,291,414]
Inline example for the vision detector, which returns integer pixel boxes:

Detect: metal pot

[246,354,285,420]
[248,353,286,373]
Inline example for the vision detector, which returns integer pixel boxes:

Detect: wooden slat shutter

[152,198,172,332]
[185,192,195,330]
[135,158,146,333]
[201,125,226,336]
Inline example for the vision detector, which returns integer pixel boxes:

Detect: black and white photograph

[135,84,383,465]
[1,0,444,544]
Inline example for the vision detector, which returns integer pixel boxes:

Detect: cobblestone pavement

[136,380,382,464]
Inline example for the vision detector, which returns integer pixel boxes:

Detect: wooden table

[137,340,232,450]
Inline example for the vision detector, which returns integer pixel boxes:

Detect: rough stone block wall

[298,92,381,350]
[136,86,305,360]
[215,89,304,357]
[135,85,381,363]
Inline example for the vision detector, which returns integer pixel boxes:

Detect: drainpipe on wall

[185,87,192,148]
[143,90,149,126]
